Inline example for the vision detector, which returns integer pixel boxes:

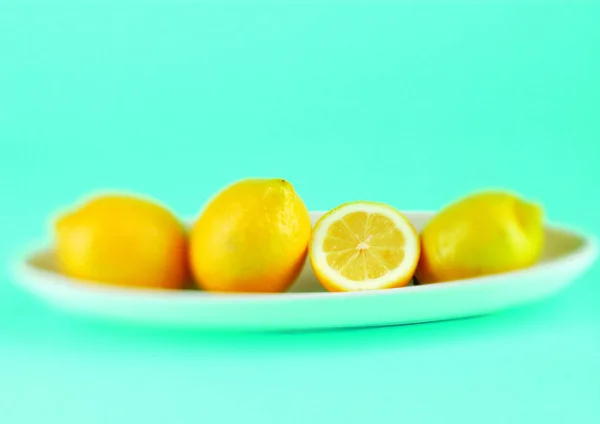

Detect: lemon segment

[310,202,420,292]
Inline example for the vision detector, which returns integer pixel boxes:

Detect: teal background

[1,1,599,423]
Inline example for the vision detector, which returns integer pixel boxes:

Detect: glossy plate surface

[11,211,598,331]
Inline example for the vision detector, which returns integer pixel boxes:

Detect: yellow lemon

[54,194,189,289]
[190,178,311,293]
[415,190,544,284]
[309,202,420,292]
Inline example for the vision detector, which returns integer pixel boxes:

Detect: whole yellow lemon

[190,178,311,293]
[415,191,544,284]
[54,194,189,289]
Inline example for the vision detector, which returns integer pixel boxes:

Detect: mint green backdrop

[1,1,599,423]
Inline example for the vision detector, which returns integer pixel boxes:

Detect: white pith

[311,203,419,291]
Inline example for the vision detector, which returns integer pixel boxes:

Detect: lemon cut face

[309,202,420,292]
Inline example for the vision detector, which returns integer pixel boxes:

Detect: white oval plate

[11,211,598,331]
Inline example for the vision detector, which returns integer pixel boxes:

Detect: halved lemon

[309,202,420,292]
